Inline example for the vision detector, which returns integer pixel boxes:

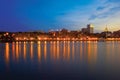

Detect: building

[87,24,94,34]
[81,24,94,34]
[81,28,88,33]
[113,30,120,37]
[100,27,112,38]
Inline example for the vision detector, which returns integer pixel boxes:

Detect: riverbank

[1,38,120,42]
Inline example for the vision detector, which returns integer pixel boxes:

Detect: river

[0,41,120,80]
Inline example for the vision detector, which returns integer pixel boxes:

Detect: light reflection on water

[5,43,9,65]
[1,41,120,80]
[4,41,98,66]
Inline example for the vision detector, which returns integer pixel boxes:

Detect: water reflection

[2,41,120,80]
[16,42,19,60]
[4,41,99,64]
[44,41,47,61]
[18,42,22,56]
[30,42,33,61]
[57,41,60,60]
[71,41,74,61]
[105,41,120,64]
[87,41,97,64]
[12,42,15,60]
[23,42,27,61]
[67,41,70,61]
[37,41,41,62]
[5,43,9,65]
[50,41,58,61]
[79,41,83,61]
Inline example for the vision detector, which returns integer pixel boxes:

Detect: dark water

[0,41,120,80]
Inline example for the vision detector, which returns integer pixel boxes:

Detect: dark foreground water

[0,41,120,80]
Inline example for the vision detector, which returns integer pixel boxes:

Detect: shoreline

[1,39,120,43]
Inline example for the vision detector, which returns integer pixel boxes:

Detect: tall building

[87,24,94,34]
[81,24,94,34]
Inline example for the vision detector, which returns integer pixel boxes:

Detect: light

[57,38,60,40]
[67,38,70,40]
[53,33,55,36]
[6,32,9,35]
[50,38,52,40]
[44,37,47,40]
[30,37,34,40]
[44,41,47,44]
[5,43,9,65]
[19,38,22,40]
[16,38,18,40]
[4,34,6,36]
[72,38,75,40]
[38,37,41,40]
[90,24,94,28]
[37,41,41,44]
[24,37,27,40]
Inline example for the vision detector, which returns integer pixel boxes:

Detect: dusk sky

[0,0,120,32]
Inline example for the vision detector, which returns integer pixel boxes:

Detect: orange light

[38,41,40,44]
[16,38,18,40]
[4,34,6,36]
[44,38,47,40]
[38,37,41,40]
[6,32,9,35]
[30,37,34,40]
[38,42,41,62]
[24,37,26,40]
[57,38,60,40]
[67,38,70,40]
[72,38,75,40]
[5,43,9,65]
[23,42,26,60]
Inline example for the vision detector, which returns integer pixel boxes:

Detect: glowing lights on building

[87,24,94,34]
[2,24,120,42]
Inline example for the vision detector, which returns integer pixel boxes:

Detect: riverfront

[1,27,120,42]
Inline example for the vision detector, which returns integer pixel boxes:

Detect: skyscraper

[87,24,94,34]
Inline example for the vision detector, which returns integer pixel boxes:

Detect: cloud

[106,0,120,3]
[88,0,120,31]
[96,6,106,11]
[56,0,120,32]
[89,1,120,20]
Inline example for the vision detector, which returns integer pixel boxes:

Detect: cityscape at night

[1,24,120,42]
[1,0,120,80]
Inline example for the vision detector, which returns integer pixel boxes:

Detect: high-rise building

[87,24,94,34]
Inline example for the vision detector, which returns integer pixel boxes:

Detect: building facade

[81,24,94,34]
[87,24,94,34]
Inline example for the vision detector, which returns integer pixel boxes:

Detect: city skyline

[0,0,120,32]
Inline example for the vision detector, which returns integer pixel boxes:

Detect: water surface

[0,41,120,80]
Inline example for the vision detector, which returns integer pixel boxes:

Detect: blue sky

[0,0,120,32]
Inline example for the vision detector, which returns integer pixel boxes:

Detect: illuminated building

[100,27,112,38]
[81,24,94,34]
[87,24,94,34]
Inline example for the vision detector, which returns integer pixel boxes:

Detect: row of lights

[15,37,98,41]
